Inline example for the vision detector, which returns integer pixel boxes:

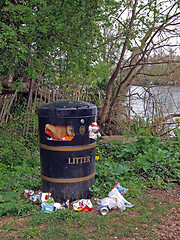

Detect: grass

[0,190,179,240]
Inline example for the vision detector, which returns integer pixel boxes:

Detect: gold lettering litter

[68,156,91,164]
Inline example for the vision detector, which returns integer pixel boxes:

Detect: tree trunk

[99,0,138,131]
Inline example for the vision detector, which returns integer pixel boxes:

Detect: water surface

[126,85,180,118]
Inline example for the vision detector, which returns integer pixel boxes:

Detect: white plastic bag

[97,197,117,210]
[97,188,134,213]
[108,188,134,211]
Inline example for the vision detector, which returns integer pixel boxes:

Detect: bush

[92,132,180,197]
[0,112,41,216]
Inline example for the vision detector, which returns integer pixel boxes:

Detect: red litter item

[88,122,99,139]
[72,199,93,211]
[112,182,129,196]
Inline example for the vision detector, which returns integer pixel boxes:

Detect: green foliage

[12,78,24,92]
[0,81,2,94]
[174,129,180,142]
[122,116,152,137]
[92,132,180,196]
[0,112,41,216]
[0,0,106,87]
[83,62,111,104]
[0,191,36,216]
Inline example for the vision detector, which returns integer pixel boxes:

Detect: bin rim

[37,100,97,117]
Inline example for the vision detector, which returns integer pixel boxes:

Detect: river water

[126,85,180,119]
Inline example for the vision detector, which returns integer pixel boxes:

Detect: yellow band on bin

[40,142,96,151]
[41,172,95,183]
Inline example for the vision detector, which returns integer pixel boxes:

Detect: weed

[91,131,180,197]
[0,113,40,216]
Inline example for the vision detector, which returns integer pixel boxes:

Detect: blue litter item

[112,182,129,196]
[41,202,55,213]
[33,150,39,154]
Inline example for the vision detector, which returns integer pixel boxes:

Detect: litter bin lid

[38,100,97,117]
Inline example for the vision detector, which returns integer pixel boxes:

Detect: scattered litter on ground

[112,182,129,196]
[33,150,39,154]
[41,202,56,214]
[99,205,109,215]
[97,183,134,215]
[72,199,93,212]
[24,182,134,215]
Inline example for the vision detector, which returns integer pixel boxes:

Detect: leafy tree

[98,0,180,133]
[0,0,102,94]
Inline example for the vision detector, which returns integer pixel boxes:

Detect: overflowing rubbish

[53,202,65,210]
[24,189,42,203]
[41,193,55,203]
[41,202,56,214]
[72,199,93,212]
[24,183,133,215]
[64,200,71,209]
[45,124,74,141]
[89,122,100,140]
[112,182,129,196]
[24,189,93,214]
[40,193,64,213]
[97,184,134,215]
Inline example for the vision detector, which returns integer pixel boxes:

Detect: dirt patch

[100,135,137,143]
[119,184,180,240]
[0,216,15,228]
[147,184,180,240]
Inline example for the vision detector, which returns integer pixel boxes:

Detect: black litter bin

[37,100,97,202]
